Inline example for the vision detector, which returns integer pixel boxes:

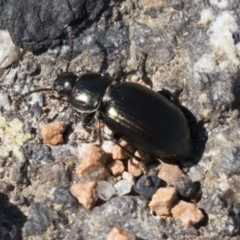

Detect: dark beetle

[53,71,191,160]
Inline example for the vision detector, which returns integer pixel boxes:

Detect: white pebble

[114,179,132,196]
[97,180,116,201]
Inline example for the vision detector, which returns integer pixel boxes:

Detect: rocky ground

[1,0,240,239]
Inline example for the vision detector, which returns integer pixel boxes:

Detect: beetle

[52,71,191,160]
[16,27,191,169]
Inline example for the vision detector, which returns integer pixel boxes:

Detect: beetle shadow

[178,104,208,167]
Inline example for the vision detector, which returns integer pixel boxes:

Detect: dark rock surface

[0,0,109,53]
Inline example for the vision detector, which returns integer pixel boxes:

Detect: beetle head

[53,72,78,96]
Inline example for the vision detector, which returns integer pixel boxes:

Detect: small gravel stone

[75,145,110,181]
[171,200,204,227]
[174,176,200,198]
[122,171,135,184]
[70,181,98,210]
[157,163,185,186]
[107,226,135,240]
[134,175,161,200]
[112,141,135,160]
[97,180,116,201]
[114,179,132,196]
[79,144,107,165]
[107,160,125,176]
[128,158,142,177]
[149,187,178,216]
[41,122,66,145]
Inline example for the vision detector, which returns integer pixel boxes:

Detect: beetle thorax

[69,73,111,113]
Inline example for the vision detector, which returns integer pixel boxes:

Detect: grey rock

[174,176,200,198]
[48,187,78,209]
[25,203,50,236]
[134,175,161,200]
[0,0,108,52]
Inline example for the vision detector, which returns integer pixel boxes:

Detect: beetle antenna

[65,26,74,73]
[13,88,54,110]
[136,52,147,74]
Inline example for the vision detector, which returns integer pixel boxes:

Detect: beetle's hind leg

[156,87,183,103]
[109,52,152,87]
[123,52,151,85]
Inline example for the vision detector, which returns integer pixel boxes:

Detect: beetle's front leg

[74,112,96,143]
[81,112,95,128]
[80,112,103,146]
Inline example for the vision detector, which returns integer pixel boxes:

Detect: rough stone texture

[47,187,78,209]
[41,121,66,145]
[0,181,14,193]
[1,0,240,239]
[149,187,178,216]
[0,0,108,53]
[70,181,98,209]
[107,227,135,240]
[81,196,168,240]
[24,203,51,236]
[171,200,205,227]
[0,115,31,159]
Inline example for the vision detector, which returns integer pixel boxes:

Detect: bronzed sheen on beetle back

[102,82,191,160]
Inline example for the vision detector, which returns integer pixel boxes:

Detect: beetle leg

[81,112,95,128]
[65,26,74,73]
[156,87,183,102]
[79,112,103,145]
[125,52,152,87]
[75,112,96,142]
[95,112,103,146]
[113,140,150,186]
